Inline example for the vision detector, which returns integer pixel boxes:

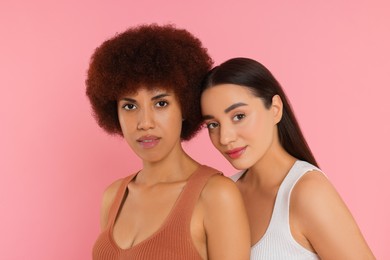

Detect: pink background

[1,0,389,259]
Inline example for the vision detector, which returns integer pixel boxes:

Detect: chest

[113,183,185,249]
[239,187,278,245]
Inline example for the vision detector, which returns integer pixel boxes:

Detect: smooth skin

[99,87,250,260]
[201,84,375,259]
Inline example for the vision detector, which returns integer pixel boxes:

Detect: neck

[241,139,296,190]
[137,143,199,186]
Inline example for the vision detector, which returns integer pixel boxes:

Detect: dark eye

[206,122,219,129]
[123,104,136,110]
[156,101,168,108]
[233,113,245,122]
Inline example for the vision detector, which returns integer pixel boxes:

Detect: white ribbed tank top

[231,160,321,260]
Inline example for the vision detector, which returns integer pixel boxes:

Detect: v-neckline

[109,165,202,251]
[249,160,299,248]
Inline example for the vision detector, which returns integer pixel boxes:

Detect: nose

[137,108,155,130]
[219,124,236,146]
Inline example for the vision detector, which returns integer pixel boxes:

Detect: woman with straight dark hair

[200,57,374,259]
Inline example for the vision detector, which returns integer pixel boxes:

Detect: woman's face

[117,87,183,163]
[201,84,281,170]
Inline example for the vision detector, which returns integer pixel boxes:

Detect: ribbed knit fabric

[93,165,219,260]
[231,160,321,260]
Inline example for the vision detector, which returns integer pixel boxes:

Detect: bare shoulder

[290,170,344,222]
[291,170,375,259]
[102,178,124,206]
[199,174,251,260]
[99,178,125,230]
[200,174,242,204]
[292,170,337,203]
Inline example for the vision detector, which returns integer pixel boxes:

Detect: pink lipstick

[137,135,160,149]
[225,146,246,159]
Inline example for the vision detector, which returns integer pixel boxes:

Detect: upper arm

[291,171,375,259]
[201,175,251,260]
[99,179,123,231]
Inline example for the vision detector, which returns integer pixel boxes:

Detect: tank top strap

[165,165,221,227]
[269,160,321,232]
[106,174,138,227]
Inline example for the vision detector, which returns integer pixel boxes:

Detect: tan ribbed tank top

[92,165,219,260]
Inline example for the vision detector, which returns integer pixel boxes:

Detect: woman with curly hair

[200,57,374,259]
[86,25,250,260]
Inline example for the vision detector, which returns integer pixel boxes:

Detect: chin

[137,153,165,163]
[228,159,252,171]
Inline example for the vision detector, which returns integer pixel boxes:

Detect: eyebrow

[202,102,248,120]
[120,93,171,103]
[151,93,170,100]
[120,97,136,103]
[224,102,248,113]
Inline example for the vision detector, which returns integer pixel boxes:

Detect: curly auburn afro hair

[86,24,213,141]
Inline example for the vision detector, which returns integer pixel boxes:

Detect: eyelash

[155,100,169,108]
[121,100,169,110]
[122,103,136,110]
[233,113,246,121]
[205,113,246,130]
[205,122,219,129]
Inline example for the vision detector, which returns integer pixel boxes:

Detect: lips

[225,146,246,159]
[137,135,160,149]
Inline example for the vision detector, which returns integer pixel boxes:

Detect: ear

[271,95,283,124]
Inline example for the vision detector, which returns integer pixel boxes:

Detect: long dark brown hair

[202,57,318,167]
